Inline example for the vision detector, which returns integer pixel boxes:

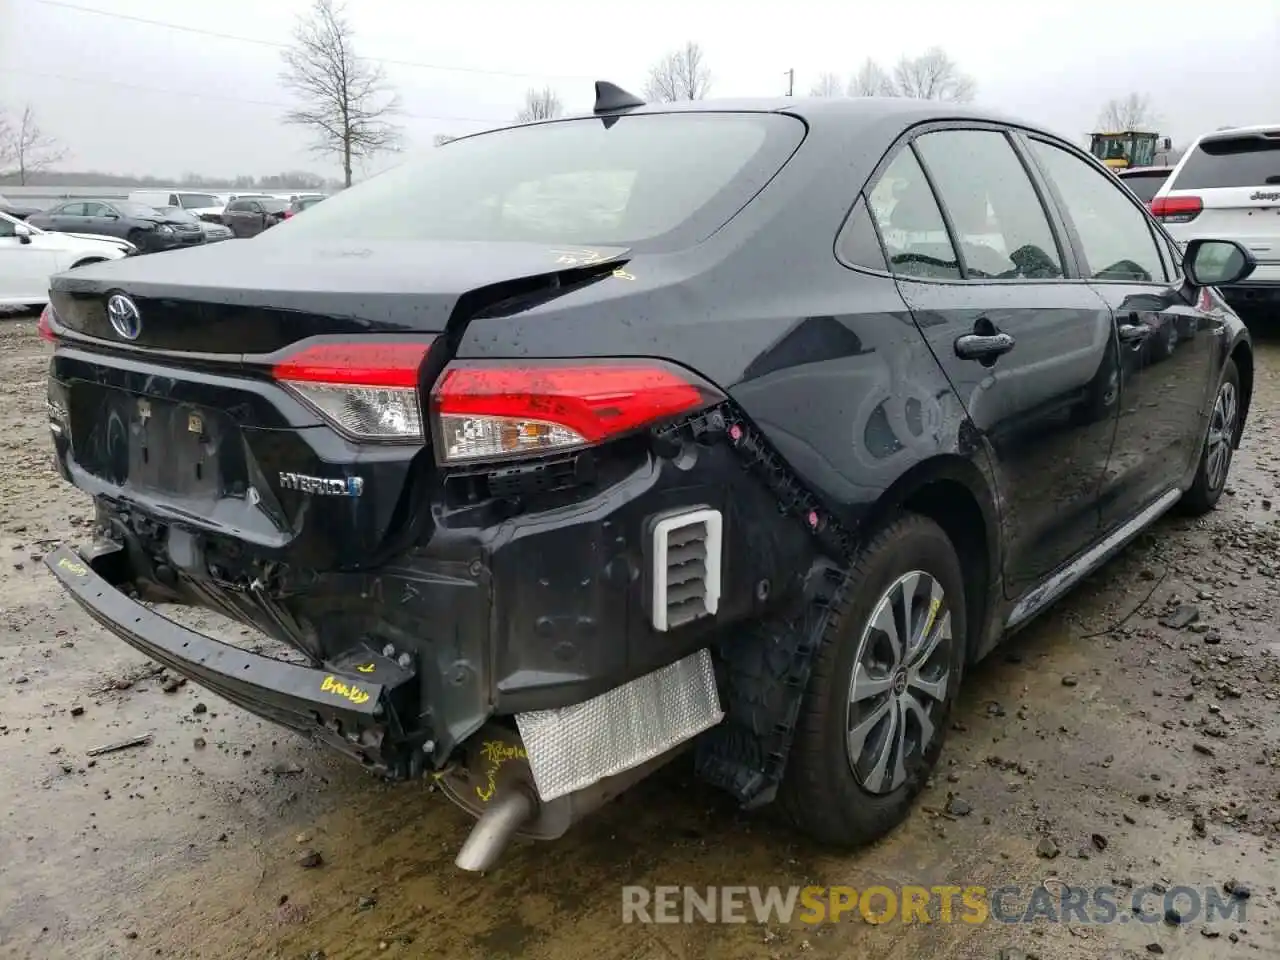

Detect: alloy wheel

[1205,379,1238,492]
[846,570,953,795]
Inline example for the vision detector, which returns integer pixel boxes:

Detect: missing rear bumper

[44,542,423,777]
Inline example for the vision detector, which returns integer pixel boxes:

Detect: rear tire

[1179,359,1240,516]
[780,512,967,847]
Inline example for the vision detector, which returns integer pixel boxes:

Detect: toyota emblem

[106,294,142,341]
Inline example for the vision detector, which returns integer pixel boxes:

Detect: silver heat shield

[515,647,724,802]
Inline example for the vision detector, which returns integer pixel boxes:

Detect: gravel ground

[0,312,1277,960]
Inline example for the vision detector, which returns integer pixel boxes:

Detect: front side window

[866,147,960,280]
[1029,139,1166,283]
[0,216,14,238]
[914,129,1063,280]
[260,112,805,249]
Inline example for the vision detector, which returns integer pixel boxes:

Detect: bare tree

[0,106,67,185]
[809,72,844,97]
[1098,93,1157,131]
[892,47,975,102]
[644,42,712,102]
[847,58,896,98]
[280,0,402,188]
[515,86,564,123]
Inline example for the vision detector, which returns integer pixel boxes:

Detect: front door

[1024,136,1218,534]
[0,219,60,302]
[865,127,1121,600]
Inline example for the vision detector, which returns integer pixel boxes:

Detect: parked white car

[0,210,134,308]
[1151,124,1280,316]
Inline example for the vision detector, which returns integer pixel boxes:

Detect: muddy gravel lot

[0,313,1277,960]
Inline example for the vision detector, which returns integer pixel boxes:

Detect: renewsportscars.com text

[621,884,1247,925]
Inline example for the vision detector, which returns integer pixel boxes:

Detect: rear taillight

[1151,195,1202,223]
[37,304,56,342]
[271,340,433,442]
[429,360,724,465]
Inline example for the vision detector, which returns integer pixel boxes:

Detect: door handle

[1117,322,1151,344]
[955,332,1016,362]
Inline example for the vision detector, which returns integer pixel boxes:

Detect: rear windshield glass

[262,112,805,248]
[1172,136,1280,189]
[1120,172,1168,202]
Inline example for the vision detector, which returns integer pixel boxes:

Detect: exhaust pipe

[454,783,537,872]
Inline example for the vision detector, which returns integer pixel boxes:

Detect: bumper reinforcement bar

[44,543,416,775]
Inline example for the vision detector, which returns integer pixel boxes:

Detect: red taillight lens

[37,304,56,342]
[429,360,724,465]
[271,340,433,441]
[1151,195,1202,223]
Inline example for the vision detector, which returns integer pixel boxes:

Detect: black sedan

[38,88,1257,868]
[222,196,290,237]
[155,206,235,243]
[27,199,204,253]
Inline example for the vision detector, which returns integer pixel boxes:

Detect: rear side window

[1029,139,1166,283]
[836,195,887,271]
[1172,135,1280,189]
[866,147,960,280]
[263,113,805,248]
[56,202,86,216]
[914,129,1063,280]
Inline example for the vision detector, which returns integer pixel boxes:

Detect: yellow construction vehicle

[1088,131,1173,170]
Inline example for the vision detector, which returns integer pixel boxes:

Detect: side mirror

[1183,239,1256,288]
[104,213,119,220]
[14,223,32,244]
[1162,137,1172,150]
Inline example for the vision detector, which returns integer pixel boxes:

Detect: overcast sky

[2,0,1278,182]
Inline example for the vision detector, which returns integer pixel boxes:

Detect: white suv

[1151,124,1280,316]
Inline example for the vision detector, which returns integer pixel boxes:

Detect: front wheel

[780,513,967,847]
[1179,358,1241,515]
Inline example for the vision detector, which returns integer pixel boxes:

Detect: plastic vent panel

[651,508,722,632]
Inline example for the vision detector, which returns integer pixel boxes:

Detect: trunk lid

[47,238,631,570]
[49,239,631,354]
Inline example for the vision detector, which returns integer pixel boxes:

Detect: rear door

[1026,136,1217,534]
[1155,130,1280,283]
[48,202,85,232]
[866,125,1121,600]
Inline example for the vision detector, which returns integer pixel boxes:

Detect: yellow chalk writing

[319,674,371,705]
[355,663,376,674]
[475,739,528,803]
[57,556,89,577]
